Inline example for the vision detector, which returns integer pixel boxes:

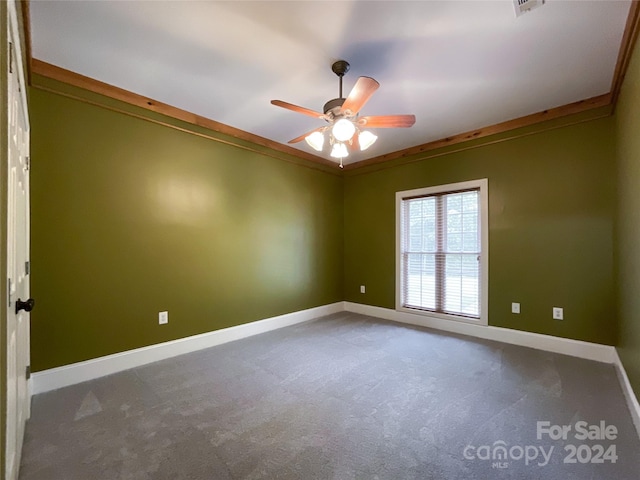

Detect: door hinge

[7,278,12,307]
[26,366,31,380]
[25,261,30,275]
[9,41,13,74]
[25,156,30,171]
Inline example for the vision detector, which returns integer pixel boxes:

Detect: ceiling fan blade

[341,77,380,115]
[358,115,416,128]
[271,100,325,119]
[288,127,325,144]
[348,133,361,152]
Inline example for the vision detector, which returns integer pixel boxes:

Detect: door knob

[15,298,35,314]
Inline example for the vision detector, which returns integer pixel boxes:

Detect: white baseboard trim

[32,302,345,395]
[613,349,640,439]
[344,302,616,364]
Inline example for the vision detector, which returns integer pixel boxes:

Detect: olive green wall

[28,62,622,372]
[615,35,640,396]
[29,86,344,372]
[344,117,616,345]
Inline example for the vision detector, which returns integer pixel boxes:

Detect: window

[396,179,488,324]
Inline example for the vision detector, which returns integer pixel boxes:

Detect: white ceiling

[30,0,631,165]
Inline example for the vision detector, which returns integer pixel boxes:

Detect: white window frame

[395,179,489,326]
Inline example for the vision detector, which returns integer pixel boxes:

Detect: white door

[6,1,31,478]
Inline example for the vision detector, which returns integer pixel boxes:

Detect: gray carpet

[19,312,640,479]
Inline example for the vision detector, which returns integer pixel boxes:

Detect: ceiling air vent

[514,0,545,17]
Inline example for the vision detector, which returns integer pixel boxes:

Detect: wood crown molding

[26,1,640,172]
[611,0,640,107]
[31,59,338,169]
[343,93,612,171]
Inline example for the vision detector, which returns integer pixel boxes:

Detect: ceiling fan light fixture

[358,130,378,151]
[330,142,349,159]
[305,131,324,151]
[332,118,356,142]
[271,60,415,165]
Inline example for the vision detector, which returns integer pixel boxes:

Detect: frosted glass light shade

[305,131,324,151]
[358,130,378,151]
[330,142,349,159]
[332,119,356,142]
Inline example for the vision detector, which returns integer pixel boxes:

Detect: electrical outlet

[360,285,366,294]
[159,311,169,325]
[511,302,520,314]
[553,307,563,320]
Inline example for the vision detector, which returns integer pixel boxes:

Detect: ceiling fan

[271,60,416,167]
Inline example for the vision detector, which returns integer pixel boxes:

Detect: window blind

[401,188,481,318]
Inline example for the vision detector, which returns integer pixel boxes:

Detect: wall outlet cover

[360,285,366,294]
[511,302,520,314]
[553,307,563,320]
[159,311,169,325]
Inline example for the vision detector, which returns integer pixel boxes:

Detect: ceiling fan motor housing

[323,98,346,117]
